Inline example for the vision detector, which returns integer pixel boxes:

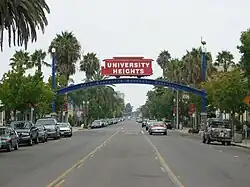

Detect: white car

[58,123,72,137]
[148,122,167,135]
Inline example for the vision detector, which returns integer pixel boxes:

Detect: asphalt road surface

[1,120,250,187]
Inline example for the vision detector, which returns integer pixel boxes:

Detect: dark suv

[10,121,39,146]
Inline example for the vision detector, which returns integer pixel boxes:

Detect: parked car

[10,121,39,146]
[148,122,167,135]
[0,126,19,151]
[57,122,72,137]
[164,120,173,129]
[202,118,232,145]
[146,119,157,131]
[36,118,60,140]
[36,125,48,143]
[90,120,103,128]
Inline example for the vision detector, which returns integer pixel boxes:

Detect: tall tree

[9,50,30,72]
[80,52,100,80]
[0,0,50,51]
[156,50,171,77]
[237,28,250,86]
[214,50,235,72]
[30,49,51,73]
[125,103,133,113]
[48,31,81,85]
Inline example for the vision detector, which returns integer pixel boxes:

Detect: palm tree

[164,58,184,83]
[0,0,50,51]
[9,50,30,72]
[182,47,214,86]
[156,50,171,75]
[80,53,100,80]
[214,50,235,72]
[48,31,81,86]
[30,49,51,73]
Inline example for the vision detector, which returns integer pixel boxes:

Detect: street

[1,120,250,187]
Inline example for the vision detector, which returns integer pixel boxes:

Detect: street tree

[214,50,235,72]
[48,31,81,85]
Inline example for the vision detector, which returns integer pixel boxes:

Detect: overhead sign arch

[57,78,207,97]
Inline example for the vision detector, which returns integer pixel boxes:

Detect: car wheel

[68,133,72,137]
[6,143,12,152]
[227,141,231,146]
[14,142,19,150]
[163,132,167,135]
[149,131,152,135]
[28,138,33,146]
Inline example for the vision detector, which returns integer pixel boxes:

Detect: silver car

[148,122,167,135]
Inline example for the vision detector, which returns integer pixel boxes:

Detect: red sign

[101,57,153,77]
[173,107,176,114]
[189,103,195,114]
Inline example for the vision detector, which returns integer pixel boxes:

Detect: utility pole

[176,90,179,129]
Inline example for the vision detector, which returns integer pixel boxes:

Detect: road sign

[243,95,250,106]
[101,57,153,77]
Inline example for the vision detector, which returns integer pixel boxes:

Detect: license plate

[61,132,64,134]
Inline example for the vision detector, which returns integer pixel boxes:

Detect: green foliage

[202,69,248,114]
[140,87,174,120]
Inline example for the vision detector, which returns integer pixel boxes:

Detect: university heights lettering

[101,57,153,77]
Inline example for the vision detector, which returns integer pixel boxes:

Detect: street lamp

[200,37,207,131]
[0,100,4,126]
[51,47,56,114]
[82,101,89,128]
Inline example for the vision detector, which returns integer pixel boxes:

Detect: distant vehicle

[57,122,72,137]
[202,118,232,145]
[10,121,39,146]
[148,122,167,135]
[90,120,103,128]
[0,126,19,152]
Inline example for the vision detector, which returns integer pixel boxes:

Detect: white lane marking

[90,154,94,158]
[234,156,239,158]
[141,130,144,134]
[144,135,184,187]
[219,150,222,152]
[155,156,158,160]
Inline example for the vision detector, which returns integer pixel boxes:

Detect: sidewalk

[72,126,89,133]
[175,128,250,149]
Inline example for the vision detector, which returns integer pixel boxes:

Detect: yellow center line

[55,179,65,187]
[46,130,120,187]
[144,135,185,187]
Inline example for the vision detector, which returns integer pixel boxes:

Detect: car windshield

[0,128,7,135]
[210,121,227,128]
[58,123,69,127]
[10,122,29,129]
[36,119,55,125]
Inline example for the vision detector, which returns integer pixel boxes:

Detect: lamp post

[0,100,4,126]
[51,48,56,114]
[201,37,207,131]
[83,101,89,128]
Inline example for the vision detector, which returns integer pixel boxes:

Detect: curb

[231,143,250,149]
[176,130,250,149]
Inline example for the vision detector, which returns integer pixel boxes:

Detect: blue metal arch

[57,78,207,97]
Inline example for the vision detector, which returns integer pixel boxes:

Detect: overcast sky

[1,0,249,110]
